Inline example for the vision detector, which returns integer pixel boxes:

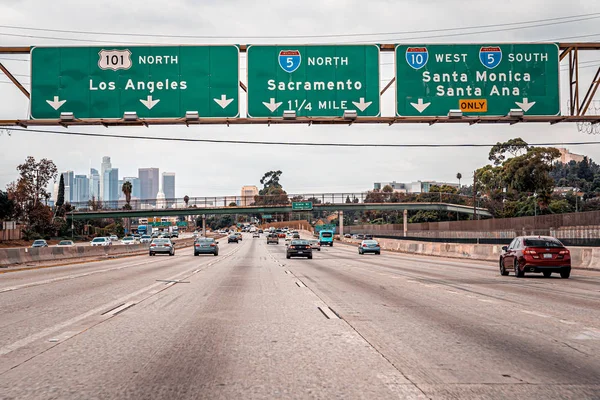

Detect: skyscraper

[118,180,124,198]
[62,171,74,203]
[89,168,100,201]
[123,177,141,199]
[162,172,175,206]
[139,168,159,202]
[73,175,90,204]
[103,168,119,203]
[100,156,111,201]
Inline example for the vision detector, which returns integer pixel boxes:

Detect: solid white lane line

[318,306,340,320]
[520,310,551,318]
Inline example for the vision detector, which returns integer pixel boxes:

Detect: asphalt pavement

[0,233,598,399]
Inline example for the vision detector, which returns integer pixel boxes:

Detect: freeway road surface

[1,234,599,399]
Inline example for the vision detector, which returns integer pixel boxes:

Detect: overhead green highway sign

[30,45,239,119]
[395,43,560,117]
[292,201,313,211]
[247,45,380,118]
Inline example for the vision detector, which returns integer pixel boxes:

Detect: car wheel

[308,255,313,259]
[214,252,218,256]
[543,271,552,278]
[194,253,199,256]
[286,255,291,259]
[149,252,152,256]
[499,260,509,276]
[376,251,381,255]
[560,269,571,279]
[514,259,524,278]
[170,252,174,256]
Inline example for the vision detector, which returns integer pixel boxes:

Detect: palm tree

[456,172,462,188]
[122,181,133,209]
[183,195,190,208]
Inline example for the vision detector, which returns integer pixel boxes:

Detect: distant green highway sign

[395,44,560,117]
[30,45,239,119]
[247,45,380,117]
[292,201,313,211]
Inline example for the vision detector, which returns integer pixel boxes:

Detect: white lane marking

[520,310,551,318]
[109,302,136,315]
[295,280,307,288]
[285,270,292,275]
[574,330,600,340]
[478,299,496,303]
[318,306,340,320]
[446,290,460,295]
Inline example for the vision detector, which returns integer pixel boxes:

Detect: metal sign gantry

[0,43,599,127]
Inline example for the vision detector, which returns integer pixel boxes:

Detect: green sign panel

[262,215,272,219]
[395,44,560,117]
[292,201,313,210]
[176,221,188,227]
[31,45,239,119]
[247,45,380,117]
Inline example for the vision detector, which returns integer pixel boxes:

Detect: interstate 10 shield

[405,47,428,70]
[479,46,502,69]
[278,50,301,73]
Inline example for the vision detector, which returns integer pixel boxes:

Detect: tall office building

[103,168,119,203]
[89,168,100,201]
[162,172,176,203]
[123,177,141,199]
[139,168,159,202]
[241,185,259,206]
[118,180,124,198]
[73,175,90,204]
[62,171,74,203]
[100,156,111,201]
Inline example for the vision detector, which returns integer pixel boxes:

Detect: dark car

[228,235,239,243]
[266,233,279,244]
[358,240,381,255]
[149,238,175,256]
[258,229,263,234]
[292,233,300,239]
[499,236,571,279]
[286,239,313,259]
[194,238,219,256]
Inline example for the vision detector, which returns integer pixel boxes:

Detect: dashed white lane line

[520,310,551,318]
[295,280,307,288]
[559,319,578,325]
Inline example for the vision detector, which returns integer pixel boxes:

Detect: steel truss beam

[2,43,600,126]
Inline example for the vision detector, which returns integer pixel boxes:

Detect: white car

[90,237,111,246]
[109,235,118,242]
[121,237,136,245]
[140,235,152,244]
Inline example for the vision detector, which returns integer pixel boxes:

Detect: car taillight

[151,244,156,247]
[210,244,216,247]
[362,244,368,247]
[195,244,200,247]
[559,250,570,255]
[164,244,171,247]
[524,248,539,259]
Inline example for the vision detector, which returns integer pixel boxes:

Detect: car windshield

[321,232,333,238]
[92,238,105,242]
[152,239,169,244]
[58,241,72,245]
[33,240,45,244]
[123,237,133,240]
[523,238,563,248]
[141,235,151,239]
[309,240,318,244]
[198,239,214,243]
[291,240,309,245]
[363,240,378,245]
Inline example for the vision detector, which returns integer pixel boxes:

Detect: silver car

[149,238,175,256]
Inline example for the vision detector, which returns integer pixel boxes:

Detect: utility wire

[2,127,600,148]
[0,16,599,45]
[0,13,597,39]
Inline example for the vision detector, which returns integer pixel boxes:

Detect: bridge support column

[403,209,408,237]
[202,214,206,237]
[338,210,344,238]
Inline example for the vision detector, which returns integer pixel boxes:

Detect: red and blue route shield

[279,50,301,73]
[405,47,428,70]
[479,46,502,69]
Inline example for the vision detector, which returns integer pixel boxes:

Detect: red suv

[499,236,571,279]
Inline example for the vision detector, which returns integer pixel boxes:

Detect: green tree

[382,185,394,193]
[228,202,237,207]
[488,138,530,166]
[15,156,58,208]
[183,195,190,207]
[0,190,14,220]
[259,170,283,192]
[56,174,65,207]
[255,170,288,206]
[121,181,133,208]
[456,172,462,187]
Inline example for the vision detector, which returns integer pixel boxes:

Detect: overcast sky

[1,0,600,198]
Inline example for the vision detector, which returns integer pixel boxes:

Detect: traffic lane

[328,242,600,327]
[278,244,600,399]
[0,233,426,399]
[0,240,243,371]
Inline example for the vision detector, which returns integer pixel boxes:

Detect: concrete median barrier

[340,237,599,271]
[0,237,196,268]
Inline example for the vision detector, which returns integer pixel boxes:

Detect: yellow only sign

[459,99,487,112]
